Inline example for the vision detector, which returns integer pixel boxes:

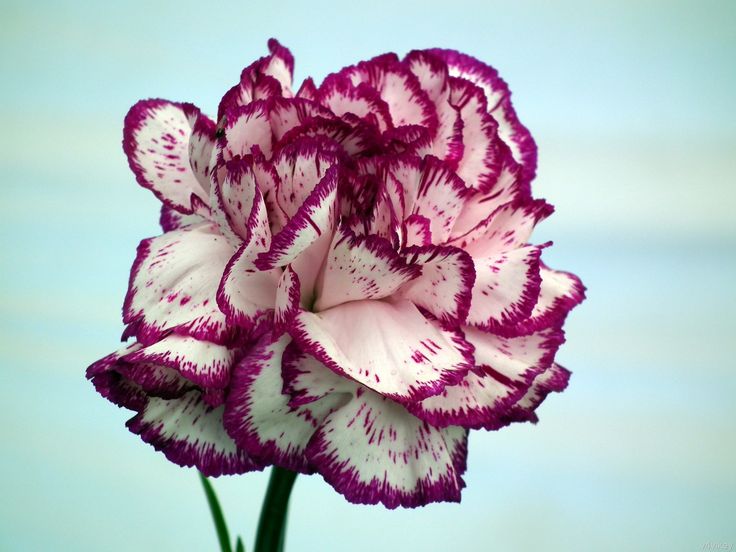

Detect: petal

[351,57,438,130]
[123,222,236,345]
[410,156,467,243]
[123,99,208,213]
[122,334,237,389]
[268,97,334,142]
[223,335,348,473]
[255,166,339,270]
[305,388,467,508]
[318,75,392,132]
[217,241,280,329]
[403,214,432,247]
[274,265,301,334]
[449,199,553,257]
[409,325,565,428]
[282,341,355,407]
[428,48,537,180]
[466,245,543,329]
[189,113,217,191]
[510,266,586,336]
[313,224,421,312]
[221,101,273,161]
[159,205,205,232]
[262,38,295,96]
[289,299,471,402]
[272,137,340,219]
[500,363,571,424]
[448,77,503,192]
[211,157,261,243]
[127,389,259,476]
[400,245,475,325]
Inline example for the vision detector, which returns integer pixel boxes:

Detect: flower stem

[199,473,233,552]
[254,467,298,552]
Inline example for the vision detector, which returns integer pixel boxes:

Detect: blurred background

[1,0,734,550]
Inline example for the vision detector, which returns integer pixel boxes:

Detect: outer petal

[313,225,420,311]
[306,388,467,508]
[123,222,235,345]
[189,113,217,191]
[123,99,208,212]
[409,325,565,428]
[499,363,571,424]
[289,299,471,402]
[466,245,543,329]
[400,245,475,326]
[223,335,348,473]
[127,389,259,476]
[122,334,237,389]
[450,199,553,256]
[510,266,586,336]
[160,205,205,232]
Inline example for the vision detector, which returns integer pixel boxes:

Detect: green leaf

[199,473,232,552]
[235,536,245,552]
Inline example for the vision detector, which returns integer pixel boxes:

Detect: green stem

[199,473,232,552]
[254,467,298,552]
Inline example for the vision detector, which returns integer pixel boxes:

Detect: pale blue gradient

[1,1,735,550]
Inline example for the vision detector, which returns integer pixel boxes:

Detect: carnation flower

[88,39,584,509]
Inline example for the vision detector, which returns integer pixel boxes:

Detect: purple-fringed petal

[410,156,467,244]
[220,101,273,161]
[318,74,393,132]
[465,244,543,330]
[127,389,260,476]
[272,137,340,219]
[123,99,208,213]
[403,214,432,247]
[288,299,471,402]
[509,266,586,336]
[211,157,263,244]
[448,77,503,192]
[123,222,236,345]
[122,334,237,389]
[223,335,348,473]
[400,245,475,326]
[274,265,301,334]
[189,113,217,191]
[408,325,565,429]
[450,147,529,238]
[305,387,468,509]
[256,165,339,270]
[313,224,421,311]
[498,362,571,425]
[450,199,553,256]
[428,48,537,181]
[349,56,438,130]
[159,205,205,232]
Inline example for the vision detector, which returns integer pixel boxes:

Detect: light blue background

[2,1,734,550]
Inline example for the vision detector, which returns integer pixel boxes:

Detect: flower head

[88,40,585,508]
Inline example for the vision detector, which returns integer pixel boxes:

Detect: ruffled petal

[220,102,273,161]
[256,166,339,270]
[400,245,475,325]
[128,389,259,476]
[509,266,586,336]
[318,75,392,132]
[499,363,571,424]
[448,78,503,192]
[450,199,553,257]
[313,224,420,311]
[122,334,237,389]
[123,222,235,345]
[123,99,208,213]
[305,387,467,508]
[159,205,205,232]
[466,245,542,329]
[223,335,348,472]
[409,325,564,428]
[289,299,471,402]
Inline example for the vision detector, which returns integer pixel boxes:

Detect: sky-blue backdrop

[1,1,735,550]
